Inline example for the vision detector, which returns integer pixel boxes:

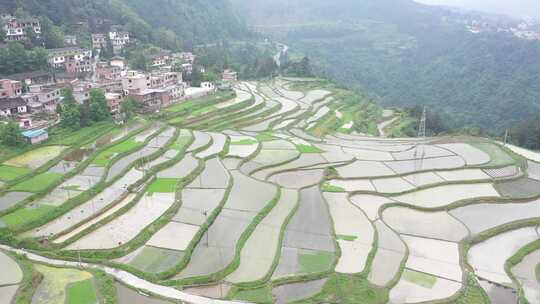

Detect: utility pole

[504,129,509,146]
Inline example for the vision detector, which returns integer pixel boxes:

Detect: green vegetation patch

[296,144,324,154]
[66,279,98,304]
[472,142,516,167]
[93,138,141,166]
[173,132,193,151]
[402,269,437,288]
[232,139,258,145]
[2,204,56,229]
[48,121,114,146]
[128,246,185,273]
[0,165,31,181]
[337,235,358,242]
[255,132,276,142]
[11,172,63,193]
[321,183,345,193]
[299,251,335,274]
[147,178,180,194]
[294,274,388,304]
[231,286,273,304]
[4,145,68,169]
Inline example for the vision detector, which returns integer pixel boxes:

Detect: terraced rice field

[3,78,540,304]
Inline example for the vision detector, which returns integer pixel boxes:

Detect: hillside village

[0,14,239,144]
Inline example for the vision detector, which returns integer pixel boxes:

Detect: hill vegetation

[232,0,540,133]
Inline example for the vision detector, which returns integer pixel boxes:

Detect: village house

[149,51,172,68]
[110,56,127,69]
[48,47,93,75]
[91,33,107,50]
[96,61,123,81]
[122,70,150,93]
[22,129,48,145]
[105,92,125,118]
[2,16,41,42]
[109,30,130,54]
[177,52,196,64]
[24,84,63,113]
[0,70,53,86]
[0,79,23,98]
[149,71,182,89]
[222,69,238,83]
[0,97,28,117]
[129,89,169,111]
[64,35,77,46]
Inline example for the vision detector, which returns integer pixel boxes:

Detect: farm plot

[242,116,282,132]
[106,127,175,181]
[273,119,296,130]
[195,132,227,159]
[389,269,462,304]
[0,285,19,304]
[225,189,298,284]
[382,207,469,241]
[273,97,299,116]
[336,161,396,178]
[116,283,174,304]
[272,278,328,304]
[0,191,32,211]
[134,124,161,142]
[450,198,540,235]
[341,147,394,161]
[173,188,226,225]
[269,169,324,189]
[157,154,199,179]
[0,165,31,182]
[350,194,396,220]
[0,250,22,285]
[368,220,407,286]
[187,158,229,189]
[391,145,454,161]
[438,143,491,165]
[223,170,277,212]
[174,209,257,279]
[10,172,63,193]
[436,169,491,181]
[4,145,68,169]
[273,186,335,278]
[505,144,540,163]
[401,235,462,281]
[325,193,374,274]
[28,168,144,238]
[65,192,175,250]
[402,172,444,187]
[300,90,332,105]
[121,246,184,274]
[372,176,415,194]
[511,249,540,303]
[496,178,540,198]
[242,148,299,175]
[32,264,95,304]
[478,280,518,304]
[385,156,465,175]
[146,222,200,251]
[307,106,330,124]
[227,135,259,158]
[468,227,539,285]
[325,179,374,193]
[290,128,323,142]
[252,154,326,181]
[53,194,138,244]
[187,131,212,152]
[528,160,540,181]
[484,165,521,179]
[393,183,500,208]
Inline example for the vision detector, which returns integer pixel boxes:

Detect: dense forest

[232,0,540,132]
[0,0,248,48]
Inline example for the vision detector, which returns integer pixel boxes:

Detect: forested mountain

[0,0,248,47]
[232,0,540,132]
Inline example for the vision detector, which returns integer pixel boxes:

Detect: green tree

[0,121,26,147]
[120,96,139,120]
[190,66,203,87]
[39,18,64,49]
[60,88,82,129]
[89,90,111,122]
[0,20,6,42]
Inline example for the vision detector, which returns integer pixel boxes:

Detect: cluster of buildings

[1,14,41,42]
[91,27,131,54]
[1,48,238,134]
[0,15,239,144]
[466,20,540,41]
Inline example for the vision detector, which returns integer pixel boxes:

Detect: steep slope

[232,0,540,131]
[0,0,247,44]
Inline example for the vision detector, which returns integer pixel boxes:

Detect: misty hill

[232,0,540,132]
